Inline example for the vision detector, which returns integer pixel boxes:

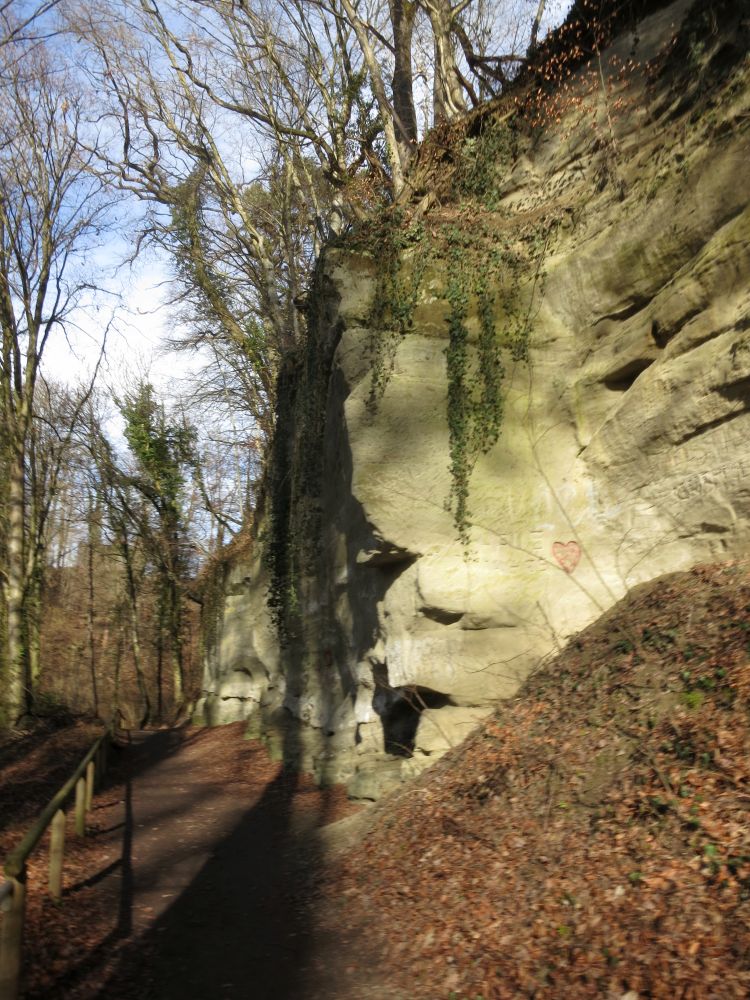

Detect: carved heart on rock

[552,540,581,574]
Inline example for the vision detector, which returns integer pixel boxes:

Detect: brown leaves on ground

[5,560,750,1000]
[2,722,359,1000]
[0,720,102,845]
[323,560,750,1000]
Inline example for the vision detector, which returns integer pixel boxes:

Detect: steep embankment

[322,560,750,998]
[197,0,750,799]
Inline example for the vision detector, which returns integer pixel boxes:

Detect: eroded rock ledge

[195,0,750,798]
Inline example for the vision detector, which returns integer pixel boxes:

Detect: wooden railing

[0,728,112,1000]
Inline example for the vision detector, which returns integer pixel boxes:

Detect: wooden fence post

[48,810,66,901]
[0,870,27,1000]
[1,728,110,996]
[84,761,95,812]
[75,777,86,837]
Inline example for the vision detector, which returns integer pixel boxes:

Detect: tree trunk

[338,0,407,195]
[26,566,41,693]
[427,0,466,121]
[169,579,184,712]
[528,0,548,55]
[155,581,167,722]
[87,529,99,717]
[112,625,123,726]
[155,629,164,723]
[122,536,150,728]
[5,442,29,723]
[171,642,183,713]
[390,0,418,165]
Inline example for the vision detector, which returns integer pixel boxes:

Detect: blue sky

[41,0,575,405]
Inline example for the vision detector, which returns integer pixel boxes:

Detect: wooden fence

[0,728,112,1000]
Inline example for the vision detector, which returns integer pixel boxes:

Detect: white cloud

[41,250,200,398]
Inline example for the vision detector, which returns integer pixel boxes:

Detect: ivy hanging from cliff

[359,206,555,544]
[444,239,473,544]
[264,355,300,637]
[455,118,516,210]
[264,261,341,640]
[441,216,554,542]
[365,212,428,409]
[444,239,516,543]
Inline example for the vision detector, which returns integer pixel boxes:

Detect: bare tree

[66,0,561,499]
[0,39,110,724]
[0,0,63,60]
[24,380,105,691]
[73,0,348,442]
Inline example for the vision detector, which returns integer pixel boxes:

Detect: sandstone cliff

[195,0,750,799]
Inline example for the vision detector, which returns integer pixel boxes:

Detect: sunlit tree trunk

[5,443,29,722]
[112,623,123,726]
[424,0,467,121]
[390,0,418,165]
[87,518,99,717]
[169,577,184,711]
[155,595,164,723]
[27,566,42,693]
[120,532,150,728]
[528,0,548,54]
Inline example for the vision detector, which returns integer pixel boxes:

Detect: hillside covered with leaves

[321,560,750,998]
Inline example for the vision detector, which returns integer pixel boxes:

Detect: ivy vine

[443,234,534,543]
[455,119,516,210]
[264,356,300,637]
[365,213,428,408]
[444,239,472,543]
[263,110,558,635]
[264,263,339,640]
[360,206,552,544]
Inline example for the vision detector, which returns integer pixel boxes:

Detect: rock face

[195,0,750,797]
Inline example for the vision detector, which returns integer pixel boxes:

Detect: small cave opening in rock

[602,358,654,393]
[371,665,454,757]
[420,606,464,625]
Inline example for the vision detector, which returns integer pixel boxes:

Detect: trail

[22,724,394,1000]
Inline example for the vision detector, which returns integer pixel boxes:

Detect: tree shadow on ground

[95,724,338,1000]
[21,730,177,999]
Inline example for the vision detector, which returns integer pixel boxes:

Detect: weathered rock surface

[197,0,750,797]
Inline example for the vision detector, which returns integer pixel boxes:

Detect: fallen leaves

[5,561,750,999]
[2,722,361,1000]
[320,560,750,999]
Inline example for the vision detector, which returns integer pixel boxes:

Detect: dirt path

[17,724,395,1000]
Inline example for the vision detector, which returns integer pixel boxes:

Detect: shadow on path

[24,731,179,999]
[97,724,341,1000]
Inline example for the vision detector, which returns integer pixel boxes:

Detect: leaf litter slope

[5,560,750,1000]
[324,560,750,999]
[0,720,102,842]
